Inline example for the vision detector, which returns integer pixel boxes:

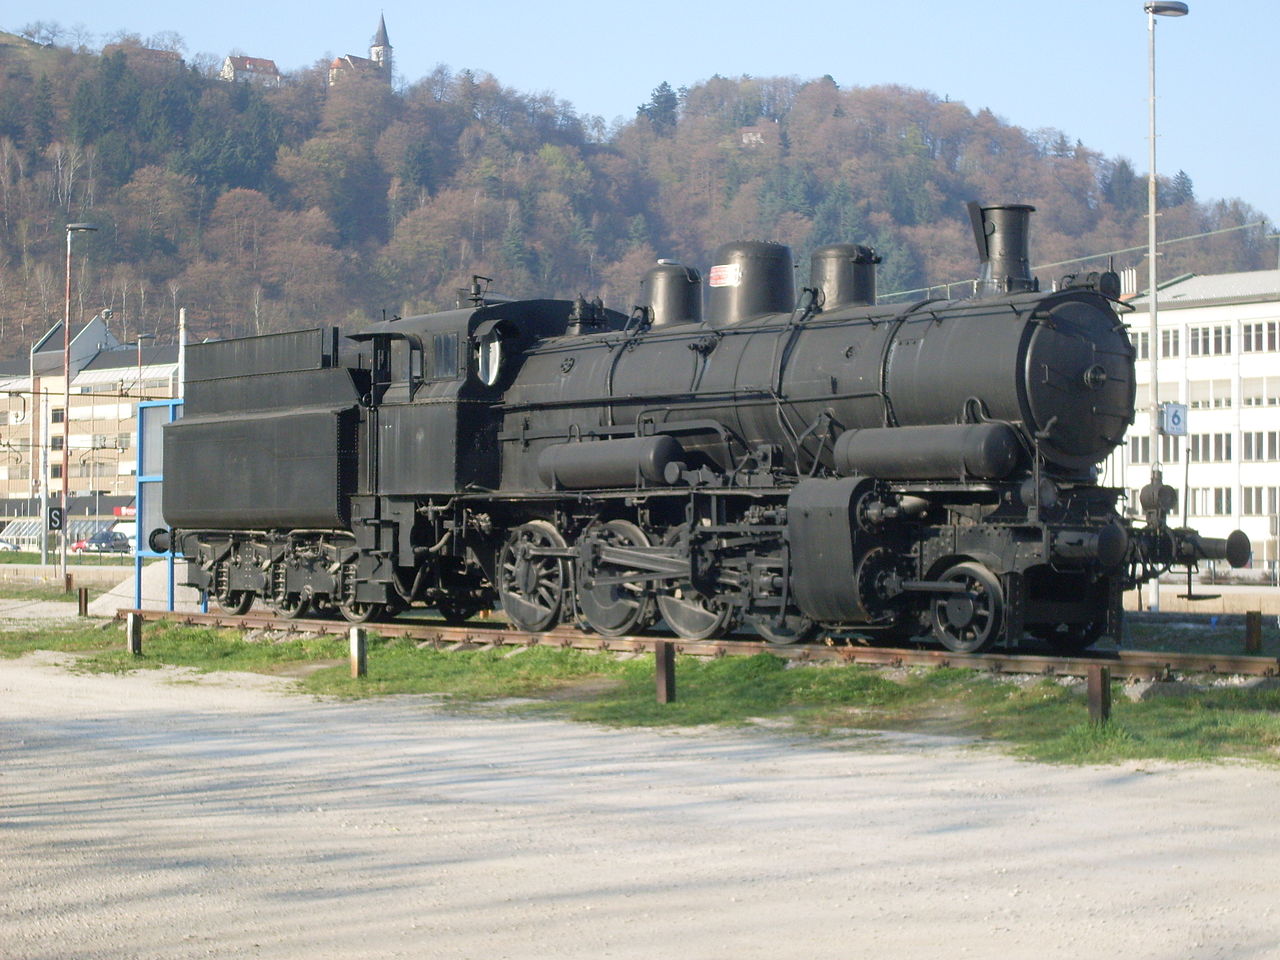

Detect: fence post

[126,612,143,656]
[655,640,675,703]
[349,627,367,679]
[1245,611,1263,655]
[77,587,89,617]
[1087,664,1111,724]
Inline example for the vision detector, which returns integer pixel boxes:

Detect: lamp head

[1145,1,1189,15]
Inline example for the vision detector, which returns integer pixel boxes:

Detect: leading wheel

[930,562,1004,653]
[577,520,655,637]
[498,520,570,633]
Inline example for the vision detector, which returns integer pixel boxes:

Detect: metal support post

[77,587,88,617]
[126,612,143,656]
[350,627,367,678]
[655,640,676,703]
[1087,664,1112,724]
[1245,611,1263,655]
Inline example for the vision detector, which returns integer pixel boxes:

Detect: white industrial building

[1103,268,1280,578]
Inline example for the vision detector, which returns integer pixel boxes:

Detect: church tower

[370,14,392,82]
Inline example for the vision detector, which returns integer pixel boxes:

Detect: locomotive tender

[160,202,1249,653]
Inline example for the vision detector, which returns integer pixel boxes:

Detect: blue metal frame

[135,399,183,610]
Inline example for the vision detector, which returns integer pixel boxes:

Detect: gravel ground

[3,653,1280,960]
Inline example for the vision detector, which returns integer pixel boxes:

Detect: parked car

[0,538,18,551]
[71,530,132,554]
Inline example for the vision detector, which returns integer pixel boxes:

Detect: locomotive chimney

[809,243,880,310]
[968,202,1038,298]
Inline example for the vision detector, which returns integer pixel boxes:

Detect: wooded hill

[0,29,1272,357]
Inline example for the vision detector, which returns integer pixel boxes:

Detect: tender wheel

[498,520,570,633]
[577,520,656,637]
[930,562,1004,653]
[338,600,384,624]
[215,591,253,616]
[655,528,734,640]
[749,610,816,646]
[266,595,310,620]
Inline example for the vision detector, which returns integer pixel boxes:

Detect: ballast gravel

[3,651,1279,960]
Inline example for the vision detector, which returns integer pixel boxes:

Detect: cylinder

[833,423,1021,480]
[537,435,686,490]
[1052,522,1129,568]
[969,203,1037,297]
[639,260,702,328]
[810,243,879,310]
[706,241,794,326]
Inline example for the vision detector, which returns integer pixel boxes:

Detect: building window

[117,433,131,450]
[50,464,61,479]
[1188,380,1233,409]
[1242,487,1279,516]
[1130,435,1151,464]
[1161,329,1180,357]
[1243,431,1279,461]
[1215,433,1232,461]
[1160,435,1180,463]
[1216,487,1233,515]
[1189,433,1233,463]
[1189,325,1232,356]
[50,436,64,451]
[1132,331,1150,360]
[51,408,64,423]
[1241,320,1278,353]
[1189,487,1233,516]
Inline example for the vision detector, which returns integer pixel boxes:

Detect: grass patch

[0,551,137,566]
[1124,617,1280,657]
[7,621,1280,766]
[0,582,100,603]
[304,638,625,700]
[74,620,347,675]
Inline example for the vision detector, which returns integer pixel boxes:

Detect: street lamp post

[62,222,97,582]
[135,333,156,399]
[1144,0,1188,613]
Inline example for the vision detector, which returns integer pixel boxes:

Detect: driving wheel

[498,520,570,633]
[577,520,655,637]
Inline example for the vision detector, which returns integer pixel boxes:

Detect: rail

[117,608,1279,680]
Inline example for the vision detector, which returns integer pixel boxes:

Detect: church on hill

[328,15,393,86]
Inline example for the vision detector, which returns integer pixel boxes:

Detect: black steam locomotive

[159,202,1249,653]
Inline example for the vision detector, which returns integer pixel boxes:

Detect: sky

[8,0,1279,228]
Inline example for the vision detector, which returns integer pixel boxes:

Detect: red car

[71,531,132,554]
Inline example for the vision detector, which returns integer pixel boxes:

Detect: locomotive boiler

[159,202,1249,653]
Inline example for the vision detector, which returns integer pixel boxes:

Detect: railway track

[119,607,1280,680]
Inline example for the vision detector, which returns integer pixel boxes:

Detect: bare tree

[67,22,96,52]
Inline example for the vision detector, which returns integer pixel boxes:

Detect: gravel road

[3,652,1279,960]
